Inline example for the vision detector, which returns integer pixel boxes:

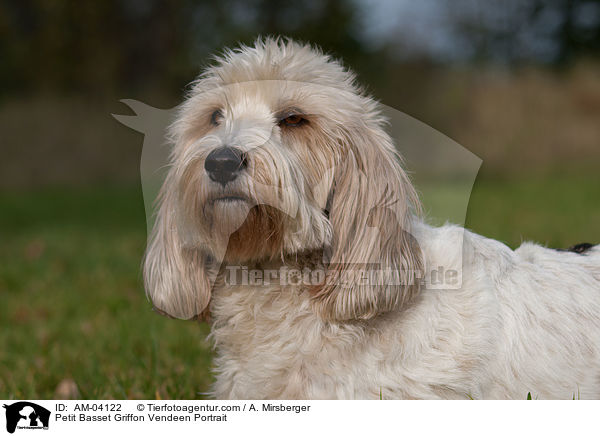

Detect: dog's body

[143,38,600,399]
[211,224,600,399]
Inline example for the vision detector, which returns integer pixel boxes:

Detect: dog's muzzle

[204,146,248,186]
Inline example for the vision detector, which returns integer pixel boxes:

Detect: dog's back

[456,231,600,399]
[210,224,600,399]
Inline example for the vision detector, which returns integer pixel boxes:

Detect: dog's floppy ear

[312,122,423,321]
[143,177,212,320]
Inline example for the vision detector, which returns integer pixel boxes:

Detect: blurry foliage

[0,0,598,188]
[2,0,598,99]
[0,0,368,101]
[445,0,600,65]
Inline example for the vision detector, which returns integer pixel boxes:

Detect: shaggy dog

[144,38,600,399]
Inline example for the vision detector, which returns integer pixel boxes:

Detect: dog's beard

[176,173,291,262]
[222,204,285,262]
[204,187,287,258]
[206,196,254,236]
[175,149,332,264]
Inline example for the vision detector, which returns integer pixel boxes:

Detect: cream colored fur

[144,38,600,399]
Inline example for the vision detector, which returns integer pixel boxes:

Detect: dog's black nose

[204,147,247,185]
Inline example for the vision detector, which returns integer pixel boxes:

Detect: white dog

[143,38,600,399]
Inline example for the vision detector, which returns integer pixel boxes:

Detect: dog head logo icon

[3,402,50,433]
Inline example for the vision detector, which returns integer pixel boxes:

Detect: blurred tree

[447,0,600,65]
[0,0,200,98]
[552,0,600,63]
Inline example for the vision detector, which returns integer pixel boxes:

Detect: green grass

[0,186,212,399]
[466,174,600,249]
[0,174,599,399]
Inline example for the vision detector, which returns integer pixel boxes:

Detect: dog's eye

[279,114,307,127]
[210,109,223,126]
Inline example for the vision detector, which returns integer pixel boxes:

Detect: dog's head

[144,38,423,321]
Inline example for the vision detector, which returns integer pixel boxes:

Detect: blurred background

[1,0,599,399]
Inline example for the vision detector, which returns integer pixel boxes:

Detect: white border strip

[0,400,595,435]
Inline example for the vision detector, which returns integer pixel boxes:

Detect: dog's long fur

[144,38,600,399]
